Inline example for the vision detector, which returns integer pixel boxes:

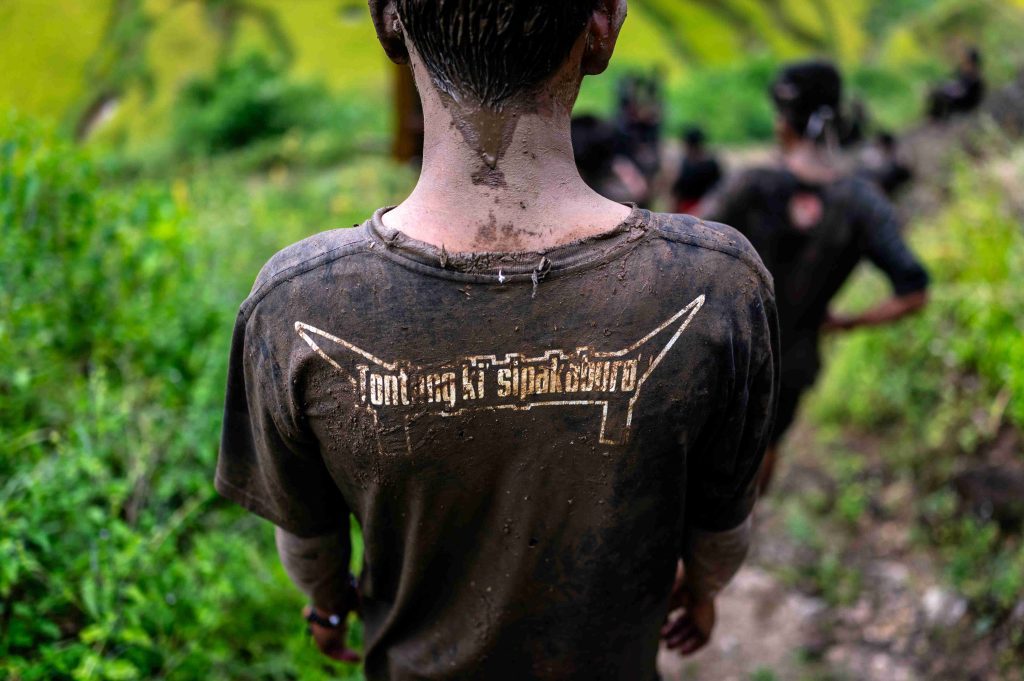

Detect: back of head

[394,0,598,107]
[683,126,706,150]
[771,60,843,141]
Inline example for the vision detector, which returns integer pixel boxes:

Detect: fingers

[325,643,362,663]
[661,614,710,655]
[311,625,362,664]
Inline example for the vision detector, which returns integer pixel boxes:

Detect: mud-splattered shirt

[216,206,779,681]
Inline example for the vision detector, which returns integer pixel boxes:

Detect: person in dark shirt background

[672,126,723,214]
[928,46,986,121]
[705,60,930,492]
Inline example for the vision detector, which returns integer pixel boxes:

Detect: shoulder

[831,175,896,220]
[243,223,373,316]
[648,212,774,295]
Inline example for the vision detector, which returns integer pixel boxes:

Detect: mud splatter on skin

[431,25,586,189]
[472,211,545,251]
[441,94,519,187]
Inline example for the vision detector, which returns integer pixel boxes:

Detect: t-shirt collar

[365,204,650,282]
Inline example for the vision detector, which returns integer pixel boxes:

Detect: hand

[661,577,716,656]
[303,605,361,663]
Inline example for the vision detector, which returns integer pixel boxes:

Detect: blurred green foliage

[0,112,414,680]
[3,0,1024,148]
[173,53,329,154]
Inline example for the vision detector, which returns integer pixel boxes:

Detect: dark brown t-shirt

[216,206,778,681]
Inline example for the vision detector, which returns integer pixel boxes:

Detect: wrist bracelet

[306,609,345,629]
[306,575,359,629]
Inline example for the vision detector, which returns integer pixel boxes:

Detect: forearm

[681,515,753,598]
[845,290,928,329]
[275,526,353,613]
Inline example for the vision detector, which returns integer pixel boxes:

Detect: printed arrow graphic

[296,295,705,449]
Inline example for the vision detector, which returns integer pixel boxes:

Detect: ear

[368,0,409,64]
[582,0,626,76]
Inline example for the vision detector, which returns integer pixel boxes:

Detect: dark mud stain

[442,95,519,186]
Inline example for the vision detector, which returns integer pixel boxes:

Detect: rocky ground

[657,423,1024,681]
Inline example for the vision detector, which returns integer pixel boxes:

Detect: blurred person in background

[614,71,664,183]
[571,114,650,205]
[839,97,869,148]
[928,46,986,121]
[672,126,723,215]
[704,61,930,493]
[216,1,779,678]
[859,131,914,198]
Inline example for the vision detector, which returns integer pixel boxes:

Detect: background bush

[0,112,392,681]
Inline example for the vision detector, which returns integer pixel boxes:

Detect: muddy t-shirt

[216,206,778,681]
[706,168,929,388]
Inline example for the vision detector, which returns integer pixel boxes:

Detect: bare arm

[275,527,360,663]
[824,289,928,332]
[662,516,753,655]
[681,516,753,596]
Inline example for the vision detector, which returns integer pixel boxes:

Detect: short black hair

[771,60,843,139]
[396,0,597,107]
[966,46,982,67]
[683,126,706,148]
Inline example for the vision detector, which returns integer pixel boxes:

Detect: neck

[780,138,841,183]
[383,71,630,253]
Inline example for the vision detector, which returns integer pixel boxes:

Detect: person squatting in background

[859,131,914,198]
[928,46,986,122]
[704,60,930,492]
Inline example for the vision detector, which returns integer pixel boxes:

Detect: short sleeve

[686,277,780,533]
[215,307,349,538]
[857,182,930,296]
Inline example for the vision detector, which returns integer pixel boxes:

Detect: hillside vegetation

[3,0,1024,147]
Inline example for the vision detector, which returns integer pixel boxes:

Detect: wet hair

[771,60,843,140]
[683,126,706,148]
[395,0,598,107]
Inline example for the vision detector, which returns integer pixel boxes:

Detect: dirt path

[655,422,1002,681]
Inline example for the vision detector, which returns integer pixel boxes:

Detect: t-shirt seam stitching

[652,226,775,293]
[242,239,370,319]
